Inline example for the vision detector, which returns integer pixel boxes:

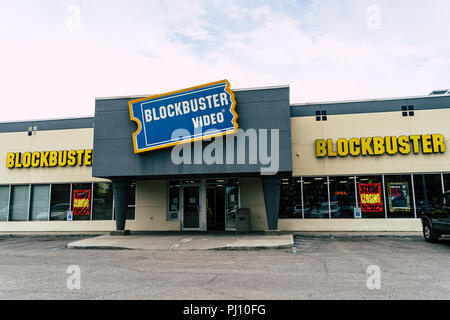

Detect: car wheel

[423,221,440,243]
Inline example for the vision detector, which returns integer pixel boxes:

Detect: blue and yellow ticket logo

[129,80,238,153]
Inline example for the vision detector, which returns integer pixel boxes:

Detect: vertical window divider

[69,183,73,221]
[441,173,445,193]
[382,174,387,219]
[90,182,94,221]
[327,176,331,219]
[301,177,304,219]
[48,184,52,221]
[354,176,358,209]
[27,184,31,221]
[7,185,11,222]
[410,173,417,219]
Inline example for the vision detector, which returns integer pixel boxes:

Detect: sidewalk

[66,232,294,250]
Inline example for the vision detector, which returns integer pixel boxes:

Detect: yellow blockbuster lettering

[48,151,58,167]
[409,135,421,154]
[349,138,360,156]
[76,150,84,166]
[327,139,337,157]
[58,150,67,167]
[397,136,410,154]
[385,136,398,155]
[432,134,445,153]
[337,138,349,157]
[14,153,22,168]
[22,152,31,168]
[421,134,433,154]
[372,137,385,155]
[31,152,40,167]
[360,137,373,156]
[6,153,15,168]
[315,139,327,158]
[67,150,77,166]
[84,149,93,166]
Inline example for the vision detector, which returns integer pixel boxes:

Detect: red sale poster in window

[73,189,91,215]
[358,183,383,212]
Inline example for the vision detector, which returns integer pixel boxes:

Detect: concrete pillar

[261,176,281,231]
[113,181,130,231]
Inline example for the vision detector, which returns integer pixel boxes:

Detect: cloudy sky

[1,0,449,121]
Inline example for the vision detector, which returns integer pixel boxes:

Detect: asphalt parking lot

[0,235,449,300]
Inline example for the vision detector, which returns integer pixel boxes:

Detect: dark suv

[421,191,450,242]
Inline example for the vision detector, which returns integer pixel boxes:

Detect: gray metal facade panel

[93,87,292,179]
[0,117,94,133]
[290,95,450,117]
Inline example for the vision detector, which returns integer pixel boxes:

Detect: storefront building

[1,83,449,232]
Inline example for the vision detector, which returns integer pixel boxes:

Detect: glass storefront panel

[225,179,239,230]
[413,174,443,218]
[50,184,70,221]
[303,177,329,219]
[0,186,9,221]
[355,176,385,218]
[384,175,414,218]
[168,181,180,220]
[71,183,92,221]
[93,182,113,220]
[329,176,357,218]
[30,185,50,221]
[9,185,30,221]
[279,178,302,218]
[443,174,450,192]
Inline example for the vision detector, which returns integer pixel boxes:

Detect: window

[167,181,180,220]
[71,183,92,220]
[355,176,385,218]
[329,176,357,218]
[303,177,329,219]
[384,175,414,218]
[443,173,450,192]
[93,182,113,220]
[30,185,50,221]
[9,185,30,221]
[315,110,327,121]
[413,174,443,218]
[279,178,302,218]
[50,184,70,220]
[0,186,10,221]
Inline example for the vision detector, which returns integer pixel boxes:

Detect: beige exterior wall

[291,108,450,176]
[0,128,106,184]
[239,177,268,231]
[128,180,180,231]
[278,218,421,232]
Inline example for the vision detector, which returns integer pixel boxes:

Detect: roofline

[0,115,94,125]
[95,84,290,101]
[290,92,450,107]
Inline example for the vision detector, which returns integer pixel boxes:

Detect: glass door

[182,185,201,230]
[225,180,239,231]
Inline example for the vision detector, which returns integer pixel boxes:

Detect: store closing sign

[73,190,91,215]
[359,183,383,212]
[129,80,238,153]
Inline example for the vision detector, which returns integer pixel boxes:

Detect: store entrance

[206,185,226,230]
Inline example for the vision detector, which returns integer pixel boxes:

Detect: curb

[66,245,133,250]
[212,243,294,250]
[0,234,104,239]
[293,233,423,239]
